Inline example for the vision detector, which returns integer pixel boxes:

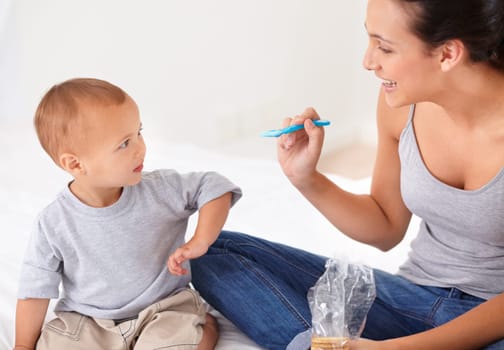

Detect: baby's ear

[59,153,85,175]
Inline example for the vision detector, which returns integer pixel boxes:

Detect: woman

[191,0,504,349]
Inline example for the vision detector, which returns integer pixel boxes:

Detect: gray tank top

[397,105,504,300]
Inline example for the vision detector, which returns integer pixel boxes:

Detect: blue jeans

[191,231,504,350]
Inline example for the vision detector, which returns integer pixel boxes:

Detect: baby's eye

[119,139,130,149]
[138,127,143,136]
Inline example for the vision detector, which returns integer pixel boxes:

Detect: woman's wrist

[288,169,322,190]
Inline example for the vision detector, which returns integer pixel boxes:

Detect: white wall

[1,0,379,156]
[0,0,22,123]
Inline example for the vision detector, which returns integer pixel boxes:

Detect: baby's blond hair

[34,78,127,165]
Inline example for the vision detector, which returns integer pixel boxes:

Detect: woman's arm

[278,90,412,251]
[349,292,504,350]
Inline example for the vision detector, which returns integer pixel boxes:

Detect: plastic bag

[308,258,376,349]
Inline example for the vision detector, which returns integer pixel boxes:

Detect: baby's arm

[13,298,49,350]
[168,192,232,275]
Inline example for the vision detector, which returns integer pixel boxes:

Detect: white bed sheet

[0,122,418,349]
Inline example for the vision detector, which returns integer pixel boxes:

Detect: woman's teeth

[383,80,397,88]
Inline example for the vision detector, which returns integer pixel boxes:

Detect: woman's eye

[119,139,130,149]
[378,46,393,54]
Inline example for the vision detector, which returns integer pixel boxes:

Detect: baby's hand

[167,239,209,276]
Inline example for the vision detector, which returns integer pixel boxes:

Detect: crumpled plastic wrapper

[308,258,376,340]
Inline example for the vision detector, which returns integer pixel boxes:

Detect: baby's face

[75,96,146,188]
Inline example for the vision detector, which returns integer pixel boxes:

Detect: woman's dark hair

[398,0,504,71]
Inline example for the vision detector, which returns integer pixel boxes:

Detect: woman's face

[363,0,442,107]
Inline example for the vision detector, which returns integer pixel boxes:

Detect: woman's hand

[277,107,325,186]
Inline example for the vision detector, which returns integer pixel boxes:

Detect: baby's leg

[197,313,219,350]
[37,312,128,350]
[134,288,207,350]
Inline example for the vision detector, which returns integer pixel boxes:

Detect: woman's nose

[362,46,379,71]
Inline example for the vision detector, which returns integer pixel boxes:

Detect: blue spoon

[261,120,331,137]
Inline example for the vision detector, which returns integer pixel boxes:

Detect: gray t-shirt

[398,105,504,300]
[18,169,242,319]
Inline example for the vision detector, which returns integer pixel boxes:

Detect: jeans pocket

[43,312,86,341]
[434,297,482,326]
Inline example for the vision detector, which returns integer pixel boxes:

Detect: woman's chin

[384,94,411,109]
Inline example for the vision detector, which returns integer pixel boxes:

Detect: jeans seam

[118,319,137,347]
[428,297,444,327]
[235,241,324,279]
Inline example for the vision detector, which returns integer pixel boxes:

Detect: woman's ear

[438,39,466,72]
[59,153,86,175]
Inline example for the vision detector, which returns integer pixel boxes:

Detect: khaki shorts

[37,288,206,350]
